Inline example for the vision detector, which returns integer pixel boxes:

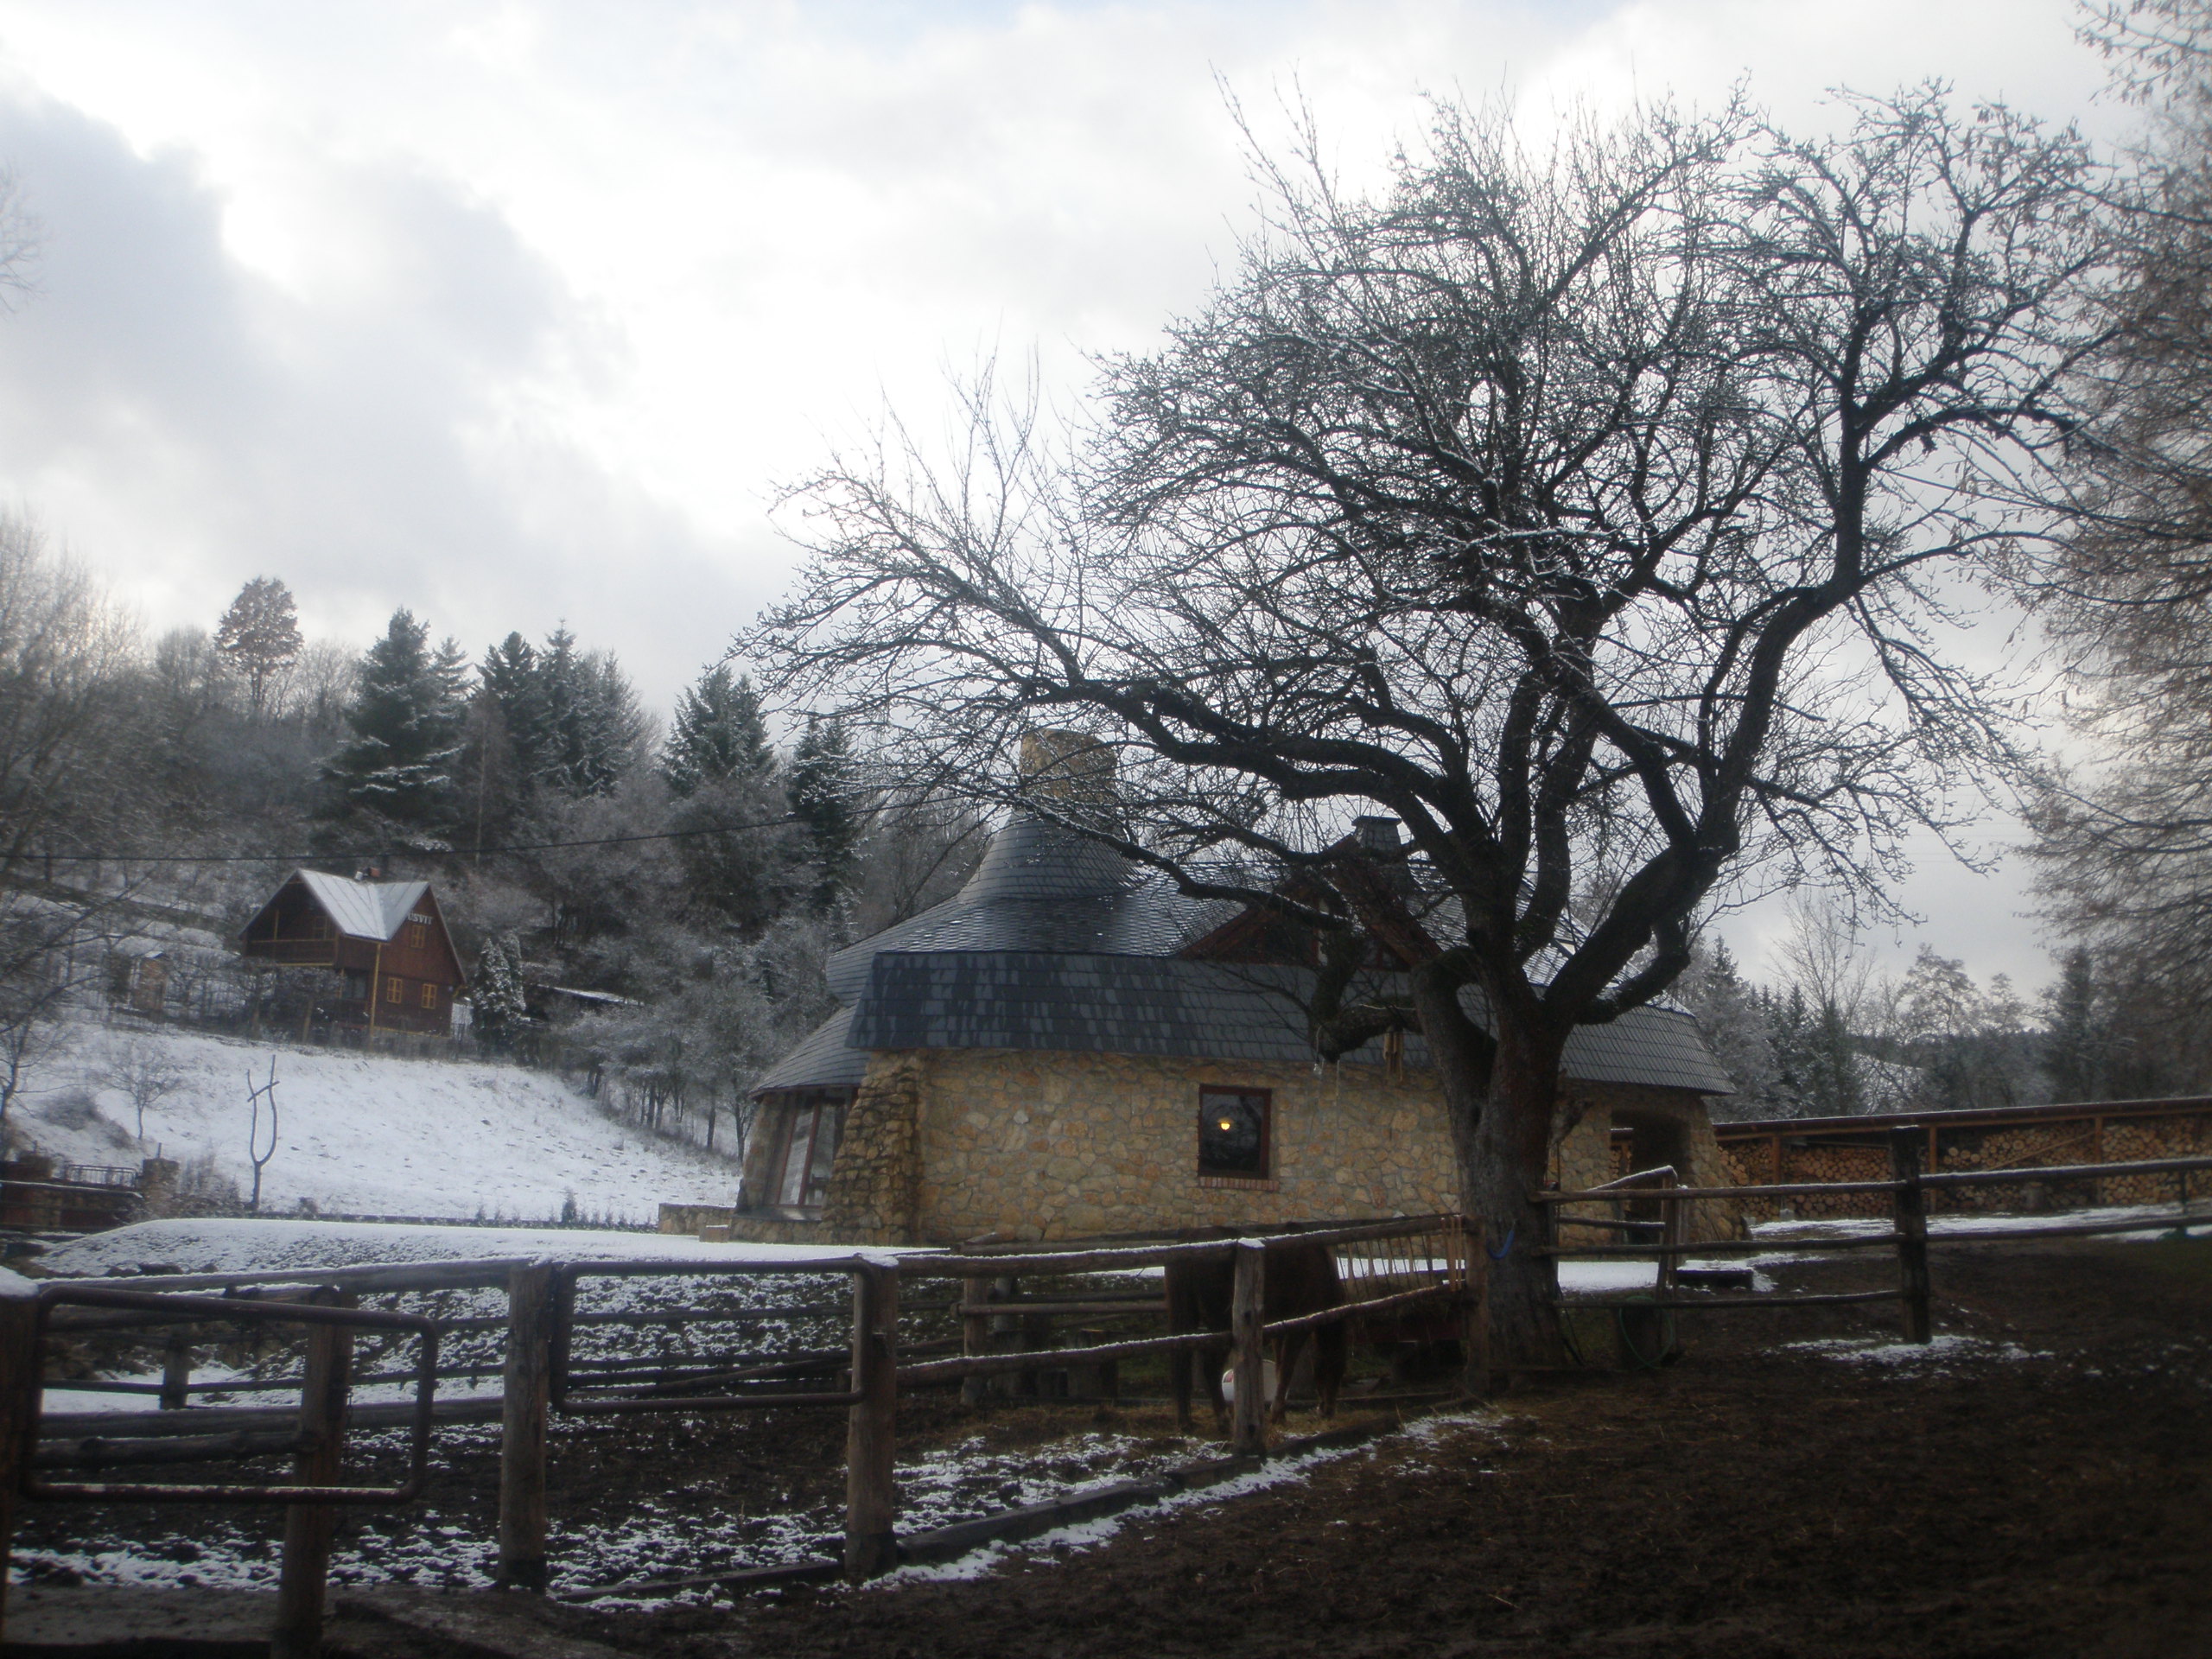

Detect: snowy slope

[35,1217,869,1279]
[11,1022,739,1224]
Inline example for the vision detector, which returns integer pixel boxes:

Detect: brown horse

[1165,1231,1347,1434]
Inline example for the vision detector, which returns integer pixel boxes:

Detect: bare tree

[245,1058,278,1213]
[751,92,2113,1363]
[106,1032,185,1148]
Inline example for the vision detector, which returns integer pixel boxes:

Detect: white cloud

[0,0,2137,981]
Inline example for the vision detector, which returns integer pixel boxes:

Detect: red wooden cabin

[238,870,468,1036]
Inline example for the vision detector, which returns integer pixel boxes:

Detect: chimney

[1353,816,1401,854]
[1018,729,1116,804]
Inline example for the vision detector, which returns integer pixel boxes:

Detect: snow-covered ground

[33,1217,872,1281]
[10,1022,739,1224]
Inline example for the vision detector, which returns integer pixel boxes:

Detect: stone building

[728,767,1733,1246]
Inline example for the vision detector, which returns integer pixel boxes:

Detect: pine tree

[2041,945,2111,1103]
[213,576,302,719]
[480,632,550,781]
[535,627,644,798]
[663,664,773,796]
[788,715,860,911]
[321,608,467,827]
[1675,938,1782,1116]
[471,934,529,1049]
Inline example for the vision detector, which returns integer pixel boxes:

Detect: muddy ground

[21,1237,2212,1656]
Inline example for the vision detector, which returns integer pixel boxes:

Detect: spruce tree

[788,715,859,911]
[663,664,773,796]
[2041,945,2110,1104]
[321,608,467,827]
[471,934,529,1049]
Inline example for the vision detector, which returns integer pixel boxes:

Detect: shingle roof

[291,871,431,942]
[829,950,1732,1095]
[823,816,1237,1001]
[761,811,1734,1099]
[753,1005,873,1094]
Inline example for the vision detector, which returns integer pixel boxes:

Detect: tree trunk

[1411,964,1568,1370]
[1468,1018,1570,1369]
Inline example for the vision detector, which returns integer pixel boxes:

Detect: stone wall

[1553,1084,1737,1243]
[903,1048,1456,1243]
[792,1046,1725,1247]
[823,1052,927,1243]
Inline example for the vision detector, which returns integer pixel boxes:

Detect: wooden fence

[1544,1126,2212,1344]
[4,1215,1477,1649]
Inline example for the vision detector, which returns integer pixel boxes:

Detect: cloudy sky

[0,1,2139,985]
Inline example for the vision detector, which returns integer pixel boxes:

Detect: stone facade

[731,1046,1728,1246]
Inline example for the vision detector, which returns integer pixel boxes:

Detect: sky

[0,0,2142,990]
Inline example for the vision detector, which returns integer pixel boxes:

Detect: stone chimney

[1018,729,1117,804]
[1353,816,1401,853]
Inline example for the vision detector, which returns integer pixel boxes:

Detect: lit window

[385,976,404,1004]
[419,982,437,1009]
[1198,1088,1270,1179]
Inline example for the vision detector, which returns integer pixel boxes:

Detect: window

[772,1096,847,1210]
[308,915,329,940]
[419,982,438,1009]
[1198,1087,1271,1179]
[405,919,429,950]
[385,976,404,1004]
[343,971,367,1002]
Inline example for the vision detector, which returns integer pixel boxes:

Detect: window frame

[1197,1085,1274,1185]
[419,981,438,1010]
[385,976,404,1005]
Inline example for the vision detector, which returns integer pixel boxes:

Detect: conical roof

[821,815,1238,1001]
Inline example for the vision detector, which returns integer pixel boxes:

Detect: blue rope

[1485,1224,1516,1261]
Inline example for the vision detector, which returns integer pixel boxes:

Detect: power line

[11,811,812,868]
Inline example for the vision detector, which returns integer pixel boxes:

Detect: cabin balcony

[243,940,338,965]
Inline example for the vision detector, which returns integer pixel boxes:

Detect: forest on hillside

[0,537,988,1159]
[0,507,2186,1154]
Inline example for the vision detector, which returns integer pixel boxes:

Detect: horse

[1164,1230,1347,1434]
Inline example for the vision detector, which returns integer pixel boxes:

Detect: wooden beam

[271,1288,353,1659]
[498,1264,554,1592]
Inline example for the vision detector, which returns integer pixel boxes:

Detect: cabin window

[773,1098,846,1209]
[405,920,429,951]
[344,971,367,1001]
[308,915,328,940]
[419,982,438,1010]
[385,976,404,1005]
[1198,1087,1270,1179]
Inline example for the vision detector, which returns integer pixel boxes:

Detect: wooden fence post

[959,1270,990,1406]
[272,1289,353,1659]
[160,1334,192,1411]
[1889,1127,1933,1345]
[1230,1241,1267,1456]
[498,1262,554,1591]
[843,1259,899,1581]
[0,1286,41,1649]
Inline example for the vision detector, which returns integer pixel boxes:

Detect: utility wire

[9,811,812,867]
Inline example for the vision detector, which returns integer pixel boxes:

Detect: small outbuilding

[238,870,467,1037]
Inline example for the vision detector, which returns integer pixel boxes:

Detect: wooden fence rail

[14,1214,1477,1623]
[1540,1131,2212,1344]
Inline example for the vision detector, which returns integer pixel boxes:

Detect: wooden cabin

[238,870,467,1036]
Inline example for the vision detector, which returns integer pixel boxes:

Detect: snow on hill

[10,1022,739,1224]
[35,1216,861,1280]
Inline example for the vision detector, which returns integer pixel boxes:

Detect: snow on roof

[291,870,432,942]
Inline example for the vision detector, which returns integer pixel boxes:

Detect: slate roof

[823,816,1238,1001]
[836,950,1733,1094]
[760,810,1733,1098]
[290,871,432,942]
[753,1005,872,1093]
